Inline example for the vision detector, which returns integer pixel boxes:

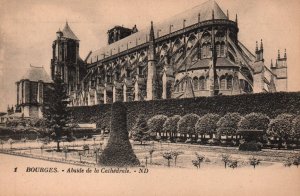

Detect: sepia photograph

[0,0,299,195]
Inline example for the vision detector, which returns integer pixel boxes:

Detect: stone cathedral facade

[50,0,287,107]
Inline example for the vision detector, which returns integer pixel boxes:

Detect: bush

[98,102,140,167]
[239,141,262,151]
[238,112,270,131]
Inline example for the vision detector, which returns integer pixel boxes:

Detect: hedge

[69,92,300,132]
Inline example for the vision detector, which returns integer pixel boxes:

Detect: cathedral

[18,0,288,117]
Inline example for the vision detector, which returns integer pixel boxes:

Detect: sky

[0,0,299,112]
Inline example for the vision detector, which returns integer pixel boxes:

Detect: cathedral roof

[87,0,228,63]
[62,22,79,41]
[21,65,52,83]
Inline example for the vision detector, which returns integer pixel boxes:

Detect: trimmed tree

[163,115,181,140]
[162,151,173,167]
[177,114,200,141]
[98,102,140,166]
[195,113,220,140]
[267,114,294,149]
[131,115,151,144]
[171,150,184,166]
[147,115,168,138]
[217,113,242,140]
[43,72,70,151]
[292,115,300,147]
[237,113,270,151]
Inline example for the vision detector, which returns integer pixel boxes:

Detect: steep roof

[87,0,228,63]
[62,22,79,41]
[21,65,52,83]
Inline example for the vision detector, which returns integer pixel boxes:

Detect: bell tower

[51,22,80,92]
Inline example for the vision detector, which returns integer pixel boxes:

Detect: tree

[147,115,168,137]
[292,115,300,146]
[238,113,270,135]
[43,72,70,151]
[131,115,151,145]
[163,115,181,140]
[162,151,173,167]
[217,113,242,139]
[192,153,205,169]
[98,102,140,166]
[249,156,260,169]
[221,154,231,168]
[267,114,294,149]
[171,150,184,166]
[177,114,200,141]
[196,113,220,139]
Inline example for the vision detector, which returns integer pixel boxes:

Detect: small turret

[56,28,63,38]
[255,39,264,62]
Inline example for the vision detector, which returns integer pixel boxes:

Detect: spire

[149,21,155,42]
[271,59,274,68]
[260,39,263,50]
[227,10,229,19]
[284,49,287,59]
[212,9,215,20]
[235,14,238,24]
[255,41,258,52]
[198,13,201,23]
[278,50,280,59]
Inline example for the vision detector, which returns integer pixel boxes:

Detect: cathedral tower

[51,22,81,92]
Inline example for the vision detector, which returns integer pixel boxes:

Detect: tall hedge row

[69,92,300,132]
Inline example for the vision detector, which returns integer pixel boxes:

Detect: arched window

[193,77,198,90]
[206,43,211,57]
[199,76,206,90]
[201,43,207,58]
[175,80,179,92]
[220,76,226,89]
[216,42,220,57]
[227,76,233,89]
[220,42,225,56]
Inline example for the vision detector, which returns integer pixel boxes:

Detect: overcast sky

[0,0,299,112]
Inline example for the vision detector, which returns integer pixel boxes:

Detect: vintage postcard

[0,0,299,195]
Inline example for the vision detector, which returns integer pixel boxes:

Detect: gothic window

[220,42,225,57]
[215,42,220,57]
[201,43,207,58]
[199,76,206,90]
[175,80,179,92]
[227,76,233,89]
[220,76,226,89]
[193,77,198,90]
[206,43,211,57]
[138,66,143,75]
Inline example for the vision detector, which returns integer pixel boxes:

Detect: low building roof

[21,65,52,83]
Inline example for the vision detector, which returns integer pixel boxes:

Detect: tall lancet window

[193,77,198,90]
[199,76,206,90]
[220,42,225,57]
